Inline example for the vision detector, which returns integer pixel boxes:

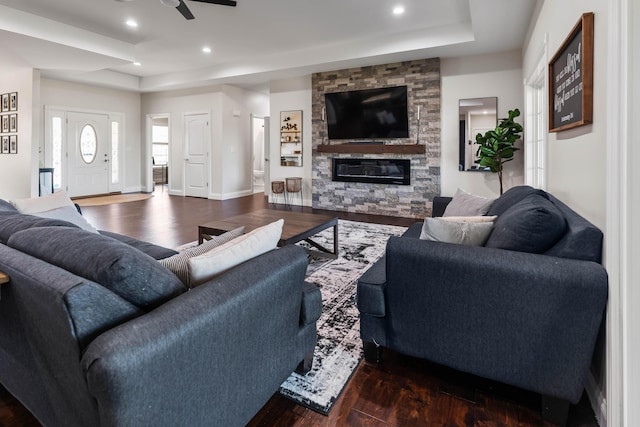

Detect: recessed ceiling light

[133,62,142,66]
[202,47,212,54]
[126,19,138,28]
[393,5,405,15]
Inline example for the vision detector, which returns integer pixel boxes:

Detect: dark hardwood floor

[0,189,598,427]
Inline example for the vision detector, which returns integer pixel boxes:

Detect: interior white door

[184,113,209,198]
[67,112,110,197]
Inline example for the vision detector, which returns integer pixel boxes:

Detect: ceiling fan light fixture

[160,0,181,7]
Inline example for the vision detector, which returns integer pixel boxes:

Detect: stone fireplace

[311,58,441,218]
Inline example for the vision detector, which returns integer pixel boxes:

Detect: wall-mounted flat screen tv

[325,86,409,140]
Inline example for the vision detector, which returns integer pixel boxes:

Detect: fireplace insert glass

[332,158,410,185]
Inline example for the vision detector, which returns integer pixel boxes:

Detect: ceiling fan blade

[191,0,237,6]
[176,0,195,19]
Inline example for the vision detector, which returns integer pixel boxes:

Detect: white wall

[39,79,142,193]
[221,85,269,197]
[0,68,38,200]
[523,3,607,229]
[269,76,312,206]
[141,85,268,199]
[441,50,524,198]
[143,87,218,195]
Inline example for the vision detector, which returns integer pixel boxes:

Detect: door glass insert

[80,124,98,164]
[111,121,120,184]
[52,116,63,190]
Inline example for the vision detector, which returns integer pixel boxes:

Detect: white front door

[67,112,110,197]
[184,113,209,198]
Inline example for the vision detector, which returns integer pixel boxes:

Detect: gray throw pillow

[0,199,18,212]
[443,188,495,217]
[486,185,549,217]
[8,227,186,310]
[420,217,495,246]
[485,193,567,253]
[33,205,99,233]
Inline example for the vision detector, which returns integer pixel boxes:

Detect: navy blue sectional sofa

[357,186,608,425]
[0,199,321,427]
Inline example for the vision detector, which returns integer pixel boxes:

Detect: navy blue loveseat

[356,186,608,425]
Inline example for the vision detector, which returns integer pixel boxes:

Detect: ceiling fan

[160,0,237,20]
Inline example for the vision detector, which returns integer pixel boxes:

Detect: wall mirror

[280,110,302,166]
[458,97,497,171]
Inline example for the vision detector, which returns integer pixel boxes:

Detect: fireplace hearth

[332,158,410,185]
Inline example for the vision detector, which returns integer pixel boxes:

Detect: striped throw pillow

[159,226,245,287]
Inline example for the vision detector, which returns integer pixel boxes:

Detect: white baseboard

[123,186,143,193]
[585,370,606,427]
[209,189,253,201]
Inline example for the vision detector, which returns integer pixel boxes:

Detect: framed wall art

[9,135,17,154]
[9,92,17,111]
[1,94,8,113]
[1,136,8,153]
[1,115,8,133]
[9,114,17,133]
[548,12,594,133]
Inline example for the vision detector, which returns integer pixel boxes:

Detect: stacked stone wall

[311,58,441,218]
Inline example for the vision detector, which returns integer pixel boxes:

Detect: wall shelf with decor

[315,144,425,155]
[280,111,302,166]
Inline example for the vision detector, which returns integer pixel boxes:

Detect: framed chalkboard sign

[548,12,594,133]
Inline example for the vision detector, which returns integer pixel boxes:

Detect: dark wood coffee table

[198,209,339,259]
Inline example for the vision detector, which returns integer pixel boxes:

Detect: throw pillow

[11,190,75,214]
[33,205,98,233]
[7,227,186,310]
[486,185,549,217]
[439,215,497,223]
[189,219,284,287]
[443,188,495,217]
[159,226,245,287]
[0,199,18,212]
[420,217,495,246]
[484,193,567,253]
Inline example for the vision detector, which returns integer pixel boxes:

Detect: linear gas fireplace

[332,158,410,185]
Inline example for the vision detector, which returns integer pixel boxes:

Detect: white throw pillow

[188,219,284,286]
[443,188,495,217]
[439,215,497,223]
[12,190,75,214]
[159,226,245,287]
[34,205,99,233]
[420,217,494,246]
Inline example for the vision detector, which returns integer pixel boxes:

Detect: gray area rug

[279,219,407,415]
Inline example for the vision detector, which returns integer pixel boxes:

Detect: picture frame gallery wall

[0,92,18,154]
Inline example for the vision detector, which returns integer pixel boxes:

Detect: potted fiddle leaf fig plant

[474,108,524,195]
